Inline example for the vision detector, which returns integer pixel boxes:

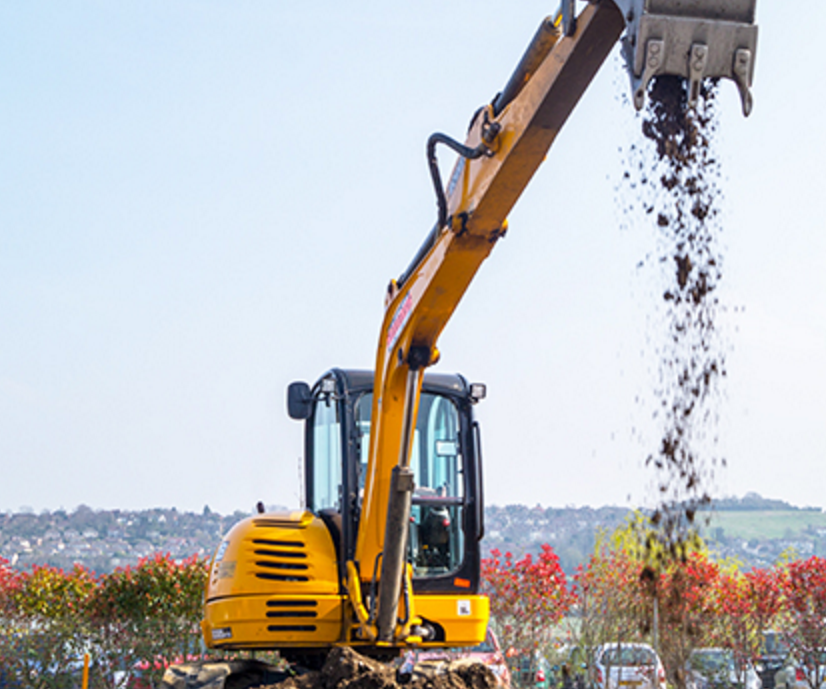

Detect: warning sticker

[386,292,413,352]
[457,599,471,617]
[217,560,236,580]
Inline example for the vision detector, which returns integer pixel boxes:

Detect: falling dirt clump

[625,74,727,565]
[259,648,498,689]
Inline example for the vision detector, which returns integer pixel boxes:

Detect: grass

[700,510,826,541]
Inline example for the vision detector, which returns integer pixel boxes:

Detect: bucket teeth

[732,47,754,116]
[632,38,665,111]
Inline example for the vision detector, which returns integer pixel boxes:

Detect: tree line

[482,516,826,689]
[4,513,826,689]
[0,554,207,689]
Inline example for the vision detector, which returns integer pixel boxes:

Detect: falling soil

[261,647,498,689]
[624,75,727,564]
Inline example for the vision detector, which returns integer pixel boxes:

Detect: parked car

[592,643,666,689]
[399,628,512,688]
[686,648,762,689]
[757,632,791,689]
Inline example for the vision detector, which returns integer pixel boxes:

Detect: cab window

[310,396,342,512]
[410,393,465,576]
[354,389,466,577]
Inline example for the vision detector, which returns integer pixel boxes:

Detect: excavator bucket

[612,0,758,115]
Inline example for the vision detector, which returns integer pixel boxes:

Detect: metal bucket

[612,0,758,114]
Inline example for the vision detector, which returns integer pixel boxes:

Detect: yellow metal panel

[204,511,343,648]
[204,594,344,649]
[414,594,490,646]
[207,512,339,600]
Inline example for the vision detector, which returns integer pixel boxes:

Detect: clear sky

[1,2,823,516]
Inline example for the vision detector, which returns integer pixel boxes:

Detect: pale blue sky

[2,2,823,515]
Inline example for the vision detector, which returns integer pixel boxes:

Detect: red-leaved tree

[0,554,208,689]
[573,518,724,689]
[574,539,649,650]
[482,544,574,660]
[0,562,97,689]
[711,565,783,677]
[87,553,207,689]
[778,557,826,689]
[656,551,721,689]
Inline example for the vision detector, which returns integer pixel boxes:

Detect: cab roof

[330,368,470,398]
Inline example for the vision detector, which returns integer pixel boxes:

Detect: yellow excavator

[169,0,758,684]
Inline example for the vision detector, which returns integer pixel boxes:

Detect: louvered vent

[252,538,310,583]
[266,599,317,633]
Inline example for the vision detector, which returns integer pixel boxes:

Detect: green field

[702,510,826,540]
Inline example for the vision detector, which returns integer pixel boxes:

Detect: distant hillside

[684,493,826,567]
[480,504,631,574]
[703,510,826,540]
[1,494,823,575]
[0,505,250,574]
[705,492,822,513]
[481,493,826,573]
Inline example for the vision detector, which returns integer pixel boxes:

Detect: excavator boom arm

[355,5,626,641]
[350,0,758,644]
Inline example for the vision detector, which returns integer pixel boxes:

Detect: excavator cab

[199,370,488,660]
[294,369,485,604]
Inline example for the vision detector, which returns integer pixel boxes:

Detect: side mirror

[287,381,312,420]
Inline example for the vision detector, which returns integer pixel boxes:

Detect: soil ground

[265,648,498,689]
[163,649,498,689]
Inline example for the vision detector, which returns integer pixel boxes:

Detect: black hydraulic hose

[427,132,491,232]
[397,133,491,290]
[398,120,500,291]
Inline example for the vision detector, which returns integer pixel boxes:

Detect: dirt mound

[263,648,497,689]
